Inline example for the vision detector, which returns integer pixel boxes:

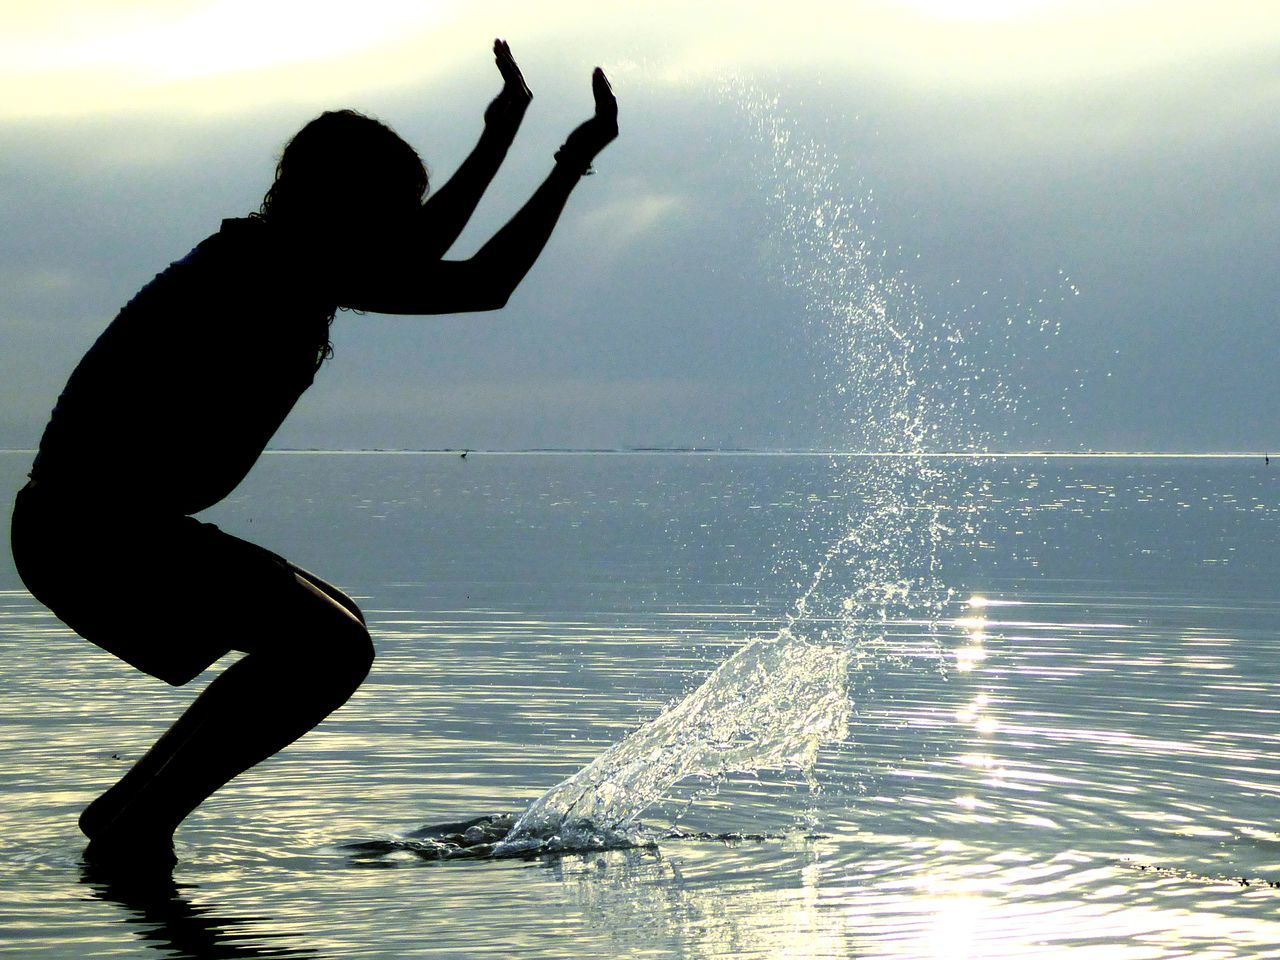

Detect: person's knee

[348,619,375,678]
[319,585,367,629]
[278,596,374,691]
[326,613,374,685]
[288,573,372,672]
[345,597,368,627]
[288,564,367,626]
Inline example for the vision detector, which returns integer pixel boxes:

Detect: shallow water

[3,450,1280,958]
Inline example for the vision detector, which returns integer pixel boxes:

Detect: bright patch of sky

[4,1,1274,117]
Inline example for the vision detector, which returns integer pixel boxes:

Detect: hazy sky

[2,1,1277,452]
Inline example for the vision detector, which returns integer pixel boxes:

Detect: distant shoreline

[0,450,1274,460]
[3,448,1271,459]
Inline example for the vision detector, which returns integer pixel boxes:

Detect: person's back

[33,217,333,515]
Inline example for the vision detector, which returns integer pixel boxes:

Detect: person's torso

[30,217,336,515]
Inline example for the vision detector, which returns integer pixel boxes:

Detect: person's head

[259,110,428,235]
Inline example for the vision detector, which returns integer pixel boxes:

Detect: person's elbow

[458,261,519,311]
[474,283,512,312]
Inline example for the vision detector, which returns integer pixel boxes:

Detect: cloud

[570,190,684,265]
[3,2,1280,452]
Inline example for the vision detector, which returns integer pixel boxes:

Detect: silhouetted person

[9,41,617,869]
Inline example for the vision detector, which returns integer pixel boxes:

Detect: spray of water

[488,81,1067,856]
[496,632,849,854]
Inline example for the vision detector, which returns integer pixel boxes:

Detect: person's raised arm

[464,68,617,305]
[338,68,618,316]
[415,39,532,260]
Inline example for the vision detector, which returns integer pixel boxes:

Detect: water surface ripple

[2,452,1280,958]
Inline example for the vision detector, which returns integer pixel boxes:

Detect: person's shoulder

[216,215,307,264]
[216,215,271,248]
[138,218,278,306]
[166,217,265,270]
[198,216,283,271]
[219,215,266,235]
[213,216,331,300]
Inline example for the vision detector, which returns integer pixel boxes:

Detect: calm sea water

[2,450,1279,959]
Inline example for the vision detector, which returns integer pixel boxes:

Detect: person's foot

[79,793,119,840]
[83,831,177,873]
[80,771,155,840]
[79,857,179,904]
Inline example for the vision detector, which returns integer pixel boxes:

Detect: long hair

[257,110,430,367]
[260,109,429,224]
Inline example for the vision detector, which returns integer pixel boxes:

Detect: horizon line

[4,447,1275,458]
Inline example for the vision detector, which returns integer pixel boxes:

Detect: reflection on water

[79,867,322,959]
[4,452,1280,957]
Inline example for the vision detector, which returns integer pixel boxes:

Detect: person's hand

[555,68,618,174]
[483,39,532,139]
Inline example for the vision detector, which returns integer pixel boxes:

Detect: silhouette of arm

[416,40,531,260]
[337,69,618,316]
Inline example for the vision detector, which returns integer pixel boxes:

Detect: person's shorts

[10,480,303,686]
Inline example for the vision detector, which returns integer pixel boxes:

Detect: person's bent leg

[78,566,369,839]
[287,562,367,625]
[82,574,373,854]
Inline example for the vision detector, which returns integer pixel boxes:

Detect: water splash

[400,82,1063,860]
[359,636,849,861]
[733,82,1067,455]
[732,78,1067,643]
[495,632,849,854]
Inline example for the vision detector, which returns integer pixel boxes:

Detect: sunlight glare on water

[5,453,1280,957]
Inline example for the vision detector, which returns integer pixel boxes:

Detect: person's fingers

[494,40,513,73]
[592,68,617,121]
[494,40,529,94]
